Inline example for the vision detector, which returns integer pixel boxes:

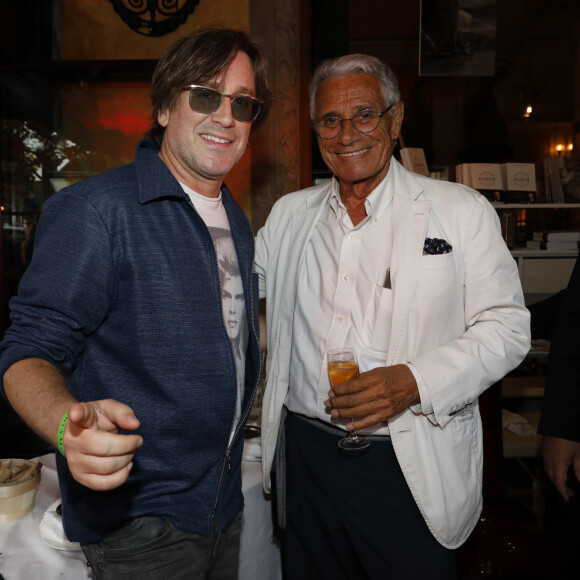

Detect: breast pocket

[421,251,455,270]
[360,284,393,353]
[417,252,456,298]
[410,252,458,345]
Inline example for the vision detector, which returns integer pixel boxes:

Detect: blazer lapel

[388,167,431,365]
[279,184,332,338]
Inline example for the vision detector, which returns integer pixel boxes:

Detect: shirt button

[373,217,378,223]
[343,275,349,281]
[337,316,344,323]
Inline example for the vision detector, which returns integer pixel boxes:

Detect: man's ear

[390,101,404,140]
[158,109,169,128]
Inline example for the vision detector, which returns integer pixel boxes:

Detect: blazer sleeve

[410,194,531,426]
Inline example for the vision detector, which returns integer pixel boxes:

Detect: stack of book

[526,230,580,250]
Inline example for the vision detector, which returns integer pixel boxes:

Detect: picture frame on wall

[419,0,497,76]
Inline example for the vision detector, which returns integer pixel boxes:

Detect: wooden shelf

[502,376,546,399]
[492,203,580,209]
[510,249,578,257]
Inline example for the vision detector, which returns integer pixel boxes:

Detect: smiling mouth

[337,147,370,158]
[201,133,232,144]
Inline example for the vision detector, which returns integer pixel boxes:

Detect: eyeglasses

[314,104,395,140]
[185,85,263,123]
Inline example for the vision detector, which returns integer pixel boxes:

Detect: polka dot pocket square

[423,237,453,255]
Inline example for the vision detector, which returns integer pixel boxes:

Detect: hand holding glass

[327,348,370,451]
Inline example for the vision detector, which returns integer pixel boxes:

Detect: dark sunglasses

[185,85,262,123]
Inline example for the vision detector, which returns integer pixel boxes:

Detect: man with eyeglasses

[0,27,270,579]
[255,54,530,579]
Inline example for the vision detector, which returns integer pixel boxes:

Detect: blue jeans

[81,512,242,580]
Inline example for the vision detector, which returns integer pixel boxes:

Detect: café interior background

[0,0,579,461]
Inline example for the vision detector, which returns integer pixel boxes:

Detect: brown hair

[147,27,272,146]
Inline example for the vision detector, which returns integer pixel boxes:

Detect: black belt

[287,410,391,442]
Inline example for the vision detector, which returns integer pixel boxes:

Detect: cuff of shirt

[406,362,433,416]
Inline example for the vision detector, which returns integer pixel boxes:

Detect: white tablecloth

[0,448,281,579]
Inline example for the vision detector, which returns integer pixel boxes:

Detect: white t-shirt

[180,183,248,439]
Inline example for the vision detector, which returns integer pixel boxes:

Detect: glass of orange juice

[327,348,370,451]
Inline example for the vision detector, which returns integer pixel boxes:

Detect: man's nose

[337,118,359,144]
[211,96,235,127]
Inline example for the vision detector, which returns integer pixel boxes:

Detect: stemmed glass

[327,348,370,452]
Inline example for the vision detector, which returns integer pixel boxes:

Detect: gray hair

[309,54,400,121]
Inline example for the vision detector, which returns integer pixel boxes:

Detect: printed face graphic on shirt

[209,227,245,356]
[221,273,244,342]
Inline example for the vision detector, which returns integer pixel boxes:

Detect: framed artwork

[419,0,497,76]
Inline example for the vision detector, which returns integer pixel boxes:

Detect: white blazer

[254,159,530,548]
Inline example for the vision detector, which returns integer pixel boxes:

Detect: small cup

[0,459,42,523]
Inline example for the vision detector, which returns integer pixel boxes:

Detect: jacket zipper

[187,200,260,518]
[183,199,237,516]
[212,256,261,519]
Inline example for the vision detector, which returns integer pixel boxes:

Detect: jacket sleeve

[537,254,580,441]
[254,196,287,301]
[0,186,116,389]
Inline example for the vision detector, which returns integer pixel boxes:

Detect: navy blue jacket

[537,254,580,441]
[0,140,261,543]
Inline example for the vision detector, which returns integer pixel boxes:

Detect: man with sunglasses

[0,28,270,579]
[255,54,530,579]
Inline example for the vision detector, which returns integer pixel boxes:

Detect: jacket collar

[135,139,189,204]
[390,158,424,202]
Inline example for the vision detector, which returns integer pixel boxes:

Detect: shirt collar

[328,163,395,226]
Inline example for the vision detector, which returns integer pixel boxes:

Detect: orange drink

[326,347,369,451]
[328,361,359,386]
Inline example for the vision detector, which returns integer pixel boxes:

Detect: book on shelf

[559,156,580,202]
[500,163,536,203]
[535,158,550,203]
[549,157,566,204]
[457,163,503,201]
[538,156,580,204]
[400,147,430,176]
[540,157,552,203]
[526,239,579,250]
[532,230,580,242]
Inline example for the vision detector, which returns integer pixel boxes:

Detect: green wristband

[57,411,69,457]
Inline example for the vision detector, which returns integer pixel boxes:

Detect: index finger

[68,400,140,432]
[68,402,100,429]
